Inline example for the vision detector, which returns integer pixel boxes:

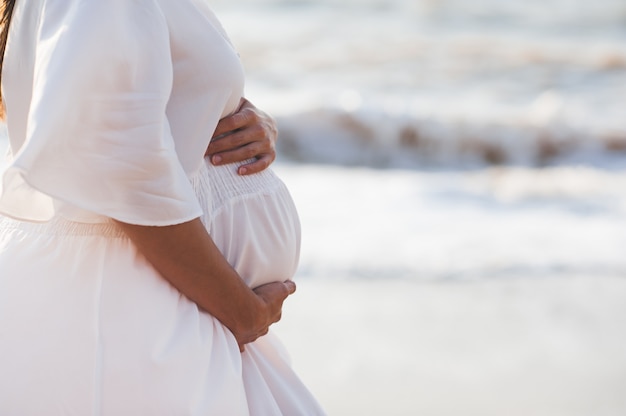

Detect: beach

[2,0,626,413]
[276,276,626,416]
[211,2,626,410]
[270,163,626,415]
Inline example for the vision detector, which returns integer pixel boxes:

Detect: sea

[207,0,626,281]
[1,1,626,414]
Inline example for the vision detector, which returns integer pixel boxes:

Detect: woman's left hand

[205,98,278,176]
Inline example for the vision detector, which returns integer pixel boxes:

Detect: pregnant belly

[204,174,301,289]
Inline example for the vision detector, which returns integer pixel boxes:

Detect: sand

[274,276,626,416]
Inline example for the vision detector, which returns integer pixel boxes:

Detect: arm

[115,218,295,351]
[206,98,278,175]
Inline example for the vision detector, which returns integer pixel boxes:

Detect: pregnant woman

[0,0,324,414]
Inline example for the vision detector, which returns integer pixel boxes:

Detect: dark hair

[0,0,16,119]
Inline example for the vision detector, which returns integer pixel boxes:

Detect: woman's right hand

[233,280,296,352]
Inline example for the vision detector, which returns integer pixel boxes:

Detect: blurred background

[210,0,626,415]
[2,0,625,414]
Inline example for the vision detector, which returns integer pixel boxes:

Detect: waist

[0,215,126,238]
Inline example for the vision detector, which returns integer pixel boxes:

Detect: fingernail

[212,155,221,164]
[238,167,247,175]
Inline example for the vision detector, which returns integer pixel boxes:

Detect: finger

[206,131,249,156]
[237,154,274,176]
[205,137,232,158]
[239,97,253,110]
[212,116,240,139]
[283,280,296,295]
[210,143,264,166]
[253,281,295,305]
[212,109,257,139]
[271,311,283,325]
[212,98,250,138]
[206,124,266,157]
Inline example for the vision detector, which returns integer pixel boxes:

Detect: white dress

[0,0,324,414]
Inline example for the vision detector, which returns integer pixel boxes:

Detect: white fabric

[0,0,324,414]
[0,0,244,225]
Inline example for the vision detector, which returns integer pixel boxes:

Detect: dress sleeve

[0,0,203,225]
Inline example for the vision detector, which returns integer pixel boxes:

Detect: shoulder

[39,0,165,20]
[37,0,169,39]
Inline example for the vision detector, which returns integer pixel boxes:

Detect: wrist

[229,292,268,338]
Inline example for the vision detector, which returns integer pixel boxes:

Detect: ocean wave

[216,0,626,171]
[276,107,626,169]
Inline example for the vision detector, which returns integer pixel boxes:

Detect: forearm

[115,218,266,336]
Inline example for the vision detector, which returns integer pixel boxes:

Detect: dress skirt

[0,161,324,415]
